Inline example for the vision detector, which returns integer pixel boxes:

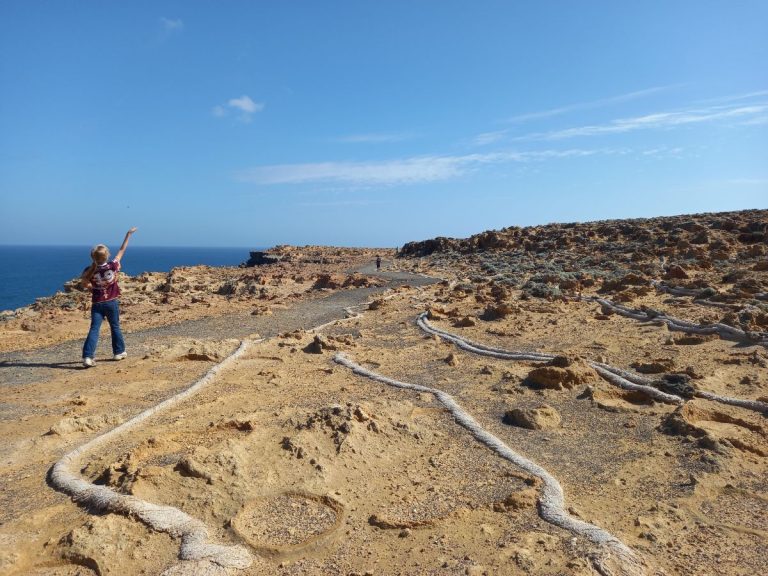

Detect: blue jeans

[82,299,125,359]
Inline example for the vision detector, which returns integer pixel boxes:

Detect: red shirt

[87,260,121,303]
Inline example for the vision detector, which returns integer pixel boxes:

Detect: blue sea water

[0,245,263,311]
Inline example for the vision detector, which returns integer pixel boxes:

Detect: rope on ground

[417,313,683,405]
[47,271,429,573]
[333,353,645,576]
[417,314,553,362]
[49,340,257,570]
[652,281,707,298]
[695,390,768,412]
[418,312,768,415]
[588,295,768,347]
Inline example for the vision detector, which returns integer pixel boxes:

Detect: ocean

[0,245,262,311]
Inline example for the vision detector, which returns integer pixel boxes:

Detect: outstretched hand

[115,227,138,262]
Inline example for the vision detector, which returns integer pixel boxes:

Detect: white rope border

[418,313,684,405]
[333,352,644,575]
[46,279,412,571]
[588,295,767,347]
[49,340,257,569]
[418,313,768,415]
[652,282,731,310]
[653,280,768,304]
[57,272,758,573]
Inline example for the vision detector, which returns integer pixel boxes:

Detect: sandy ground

[1,246,767,575]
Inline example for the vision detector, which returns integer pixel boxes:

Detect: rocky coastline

[1,210,767,575]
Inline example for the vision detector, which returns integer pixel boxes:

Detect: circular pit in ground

[232,491,344,557]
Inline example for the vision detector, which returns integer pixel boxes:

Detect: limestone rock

[631,358,675,374]
[175,456,214,484]
[303,335,337,354]
[503,404,561,430]
[492,487,538,511]
[312,274,345,289]
[664,264,689,280]
[46,414,120,436]
[482,303,517,320]
[526,356,597,390]
[427,307,446,320]
[452,315,477,327]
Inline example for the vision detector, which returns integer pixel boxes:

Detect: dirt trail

[0,268,434,390]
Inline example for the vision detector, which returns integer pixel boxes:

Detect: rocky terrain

[399,209,767,308]
[0,248,392,353]
[1,211,766,576]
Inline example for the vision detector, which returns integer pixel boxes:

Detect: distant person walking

[376,255,382,270]
[80,227,137,367]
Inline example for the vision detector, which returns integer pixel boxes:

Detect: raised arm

[114,227,138,262]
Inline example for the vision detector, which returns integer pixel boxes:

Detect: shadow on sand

[0,360,86,371]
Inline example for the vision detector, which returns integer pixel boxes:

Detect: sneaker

[83,357,95,368]
[113,352,127,361]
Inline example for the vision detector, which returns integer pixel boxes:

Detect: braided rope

[333,353,645,576]
[652,281,703,298]
[418,312,768,415]
[49,341,257,570]
[47,270,763,573]
[588,295,768,347]
[46,276,406,572]
[46,279,416,571]
[417,313,683,405]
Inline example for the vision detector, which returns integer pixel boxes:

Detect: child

[80,227,137,367]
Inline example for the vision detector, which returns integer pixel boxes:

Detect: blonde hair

[91,244,110,264]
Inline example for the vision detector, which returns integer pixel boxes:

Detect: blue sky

[1,1,766,248]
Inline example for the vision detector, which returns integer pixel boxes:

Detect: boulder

[503,404,561,430]
[664,264,689,280]
[482,303,517,320]
[312,274,345,290]
[526,356,597,390]
[368,298,386,310]
[303,335,337,354]
[243,251,282,266]
[631,359,675,374]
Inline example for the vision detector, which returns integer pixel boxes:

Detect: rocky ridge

[398,210,768,331]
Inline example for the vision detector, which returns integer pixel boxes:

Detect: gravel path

[0,267,435,387]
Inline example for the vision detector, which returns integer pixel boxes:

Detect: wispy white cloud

[213,95,265,122]
[237,157,465,185]
[235,148,610,186]
[333,133,413,143]
[470,85,680,146]
[472,130,508,146]
[641,146,684,158]
[516,103,768,141]
[505,85,679,124]
[160,17,184,32]
[696,89,768,105]
[296,199,388,207]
